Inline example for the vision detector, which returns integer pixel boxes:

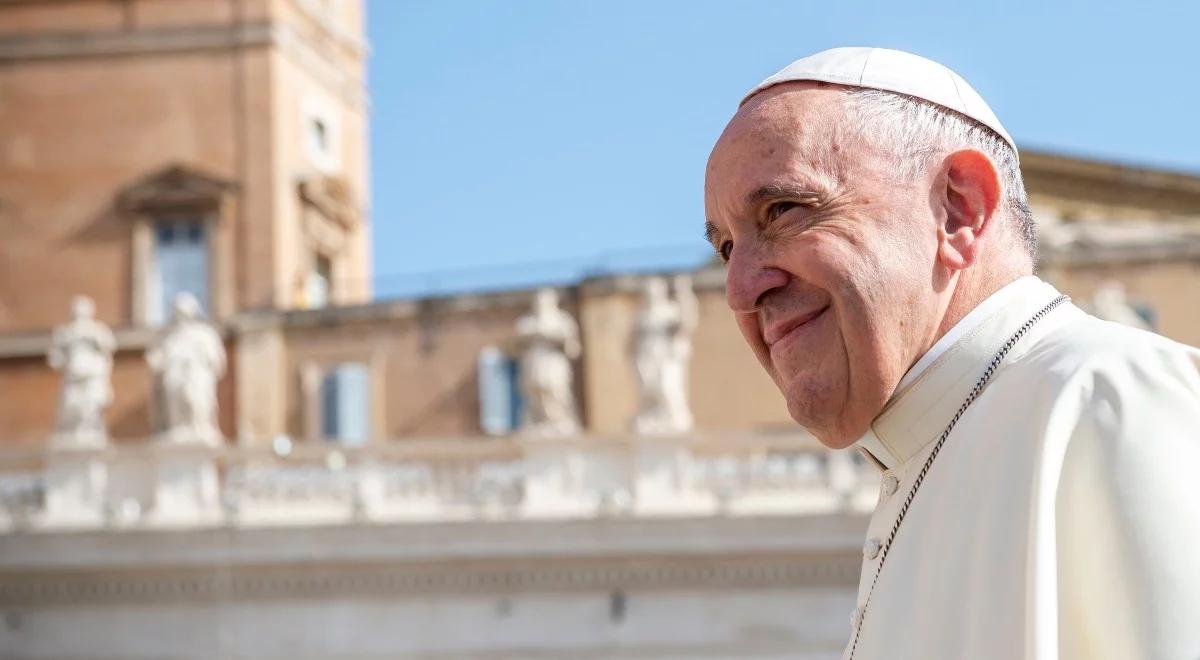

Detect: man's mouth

[763,305,830,348]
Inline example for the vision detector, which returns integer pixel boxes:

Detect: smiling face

[704,83,949,447]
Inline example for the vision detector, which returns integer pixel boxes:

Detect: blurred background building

[2,1,1199,659]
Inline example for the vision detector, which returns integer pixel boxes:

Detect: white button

[850,606,861,630]
[863,538,882,560]
[882,474,900,497]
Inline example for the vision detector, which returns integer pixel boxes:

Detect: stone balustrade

[0,433,880,532]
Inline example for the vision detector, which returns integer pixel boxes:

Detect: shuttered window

[320,363,370,445]
[150,220,209,324]
[477,347,521,435]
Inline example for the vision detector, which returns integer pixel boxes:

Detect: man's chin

[784,393,862,450]
[809,428,861,450]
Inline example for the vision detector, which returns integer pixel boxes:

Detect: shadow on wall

[101,347,236,442]
[64,206,132,327]
[390,368,479,438]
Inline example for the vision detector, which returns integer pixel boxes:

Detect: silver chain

[846,294,1069,659]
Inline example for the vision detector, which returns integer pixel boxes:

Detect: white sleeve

[1056,346,1200,660]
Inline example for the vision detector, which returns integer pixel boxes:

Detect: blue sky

[366,0,1200,299]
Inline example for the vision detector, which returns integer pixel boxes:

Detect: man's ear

[937,149,1001,271]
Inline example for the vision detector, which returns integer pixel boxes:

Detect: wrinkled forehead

[705,84,853,212]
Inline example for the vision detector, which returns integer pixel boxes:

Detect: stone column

[147,446,222,527]
[519,441,591,519]
[42,448,108,529]
[631,440,693,517]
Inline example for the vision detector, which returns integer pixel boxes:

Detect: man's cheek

[735,316,773,369]
[734,314,758,344]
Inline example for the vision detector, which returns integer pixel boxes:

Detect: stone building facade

[1,0,370,442]
[2,2,1200,658]
[8,145,1200,445]
[3,3,1200,447]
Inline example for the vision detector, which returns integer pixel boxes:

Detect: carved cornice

[229,286,540,331]
[285,0,367,59]
[0,551,860,608]
[0,512,868,606]
[1039,239,1200,267]
[0,20,366,108]
[0,323,234,359]
[299,175,358,229]
[1022,149,1200,199]
[1037,220,1200,267]
[0,21,275,61]
[117,163,236,214]
[0,325,153,359]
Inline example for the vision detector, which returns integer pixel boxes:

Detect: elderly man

[704,47,1200,660]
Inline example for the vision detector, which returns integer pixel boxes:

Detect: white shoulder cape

[847,277,1200,660]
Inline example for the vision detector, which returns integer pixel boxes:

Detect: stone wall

[264,278,794,441]
[0,0,369,332]
[1044,259,1200,347]
[0,515,866,660]
[0,5,264,330]
[274,291,568,441]
[0,342,236,443]
[578,274,792,435]
[1,249,1198,444]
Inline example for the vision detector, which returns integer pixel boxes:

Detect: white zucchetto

[743,47,1017,156]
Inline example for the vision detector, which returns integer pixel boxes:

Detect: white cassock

[846,276,1200,660]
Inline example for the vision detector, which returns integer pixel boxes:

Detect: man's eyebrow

[703,221,721,248]
[704,185,822,250]
[745,184,822,206]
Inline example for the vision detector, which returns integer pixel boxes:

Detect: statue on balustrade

[47,296,115,446]
[146,293,226,444]
[632,275,698,435]
[516,288,581,437]
[1090,280,1152,330]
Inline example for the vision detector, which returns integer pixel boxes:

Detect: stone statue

[47,296,115,447]
[1091,280,1152,330]
[632,275,698,435]
[516,288,581,437]
[146,293,226,444]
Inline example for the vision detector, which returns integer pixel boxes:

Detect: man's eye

[767,201,798,220]
[719,241,733,262]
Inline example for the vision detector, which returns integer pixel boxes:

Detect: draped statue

[632,275,698,435]
[516,288,581,437]
[146,293,226,444]
[47,296,115,447]
[1090,280,1152,330]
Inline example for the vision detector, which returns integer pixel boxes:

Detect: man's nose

[725,249,789,314]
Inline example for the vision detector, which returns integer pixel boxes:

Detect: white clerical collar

[895,275,1043,392]
[858,276,1065,470]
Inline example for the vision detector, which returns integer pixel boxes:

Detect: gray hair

[843,88,1037,259]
